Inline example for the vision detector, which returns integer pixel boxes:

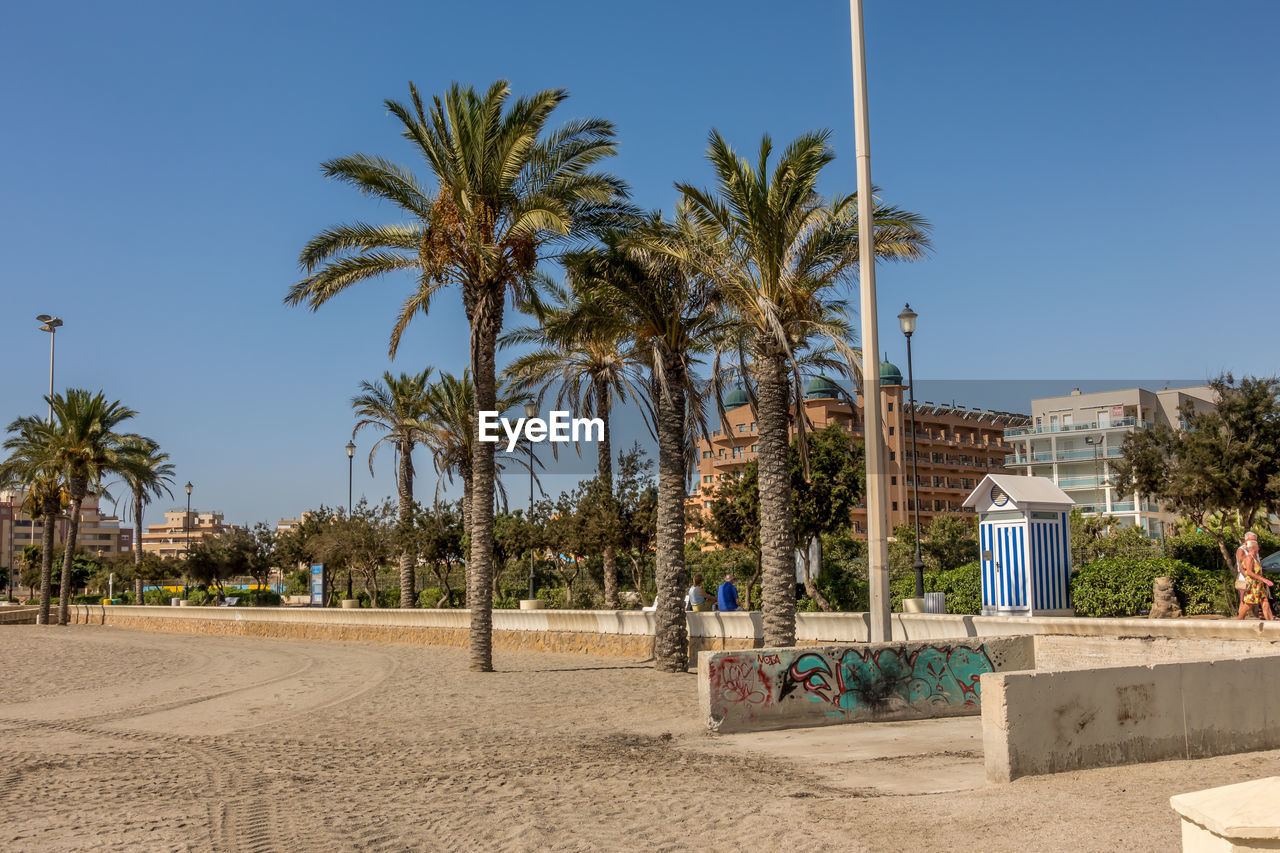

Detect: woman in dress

[1236,538,1274,620]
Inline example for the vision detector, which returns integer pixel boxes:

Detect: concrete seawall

[61,604,1280,659]
[981,654,1280,782]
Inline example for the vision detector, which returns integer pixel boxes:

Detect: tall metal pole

[906,327,924,598]
[184,481,192,599]
[346,441,356,515]
[851,0,891,641]
[37,315,62,424]
[527,439,535,601]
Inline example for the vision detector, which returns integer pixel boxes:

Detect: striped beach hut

[962,474,1075,617]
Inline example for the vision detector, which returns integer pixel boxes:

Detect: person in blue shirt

[716,572,740,612]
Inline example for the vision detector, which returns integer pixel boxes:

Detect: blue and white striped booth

[962,474,1075,617]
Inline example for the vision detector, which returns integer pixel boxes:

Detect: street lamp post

[184,481,192,598]
[36,315,63,423]
[898,304,925,600]
[524,401,537,601]
[345,441,356,515]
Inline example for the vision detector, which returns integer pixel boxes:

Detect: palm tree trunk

[37,499,57,625]
[596,386,618,610]
[467,288,502,672]
[398,437,415,608]
[756,350,796,647]
[134,492,145,606]
[461,471,473,545]
[60,491,85,625]
[653,362,689,672]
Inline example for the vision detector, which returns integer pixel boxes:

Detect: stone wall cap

[1170,777,1280,839]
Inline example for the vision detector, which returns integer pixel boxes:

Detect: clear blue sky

[2,1,1277,528]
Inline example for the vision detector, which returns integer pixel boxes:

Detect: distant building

[685,365,1030,544]
[1003,385,1217,535]
[139,509,242,559]
[275,512,314,536]
[0,488,132,569]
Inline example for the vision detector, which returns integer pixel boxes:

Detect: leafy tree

[19,545,42,600]
[287,80,630,672]
[705,464,761,608]
[791,425,864,610]
[352,370,433,609]
[274,507,338,598]
[613,444,657,599]
[1113,374,1280,575]
[309,500,397,608]
[404,501,465,607]
[922,514,980,572]
[677,129,929,647]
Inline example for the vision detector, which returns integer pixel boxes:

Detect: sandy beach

[0,625,1271,852]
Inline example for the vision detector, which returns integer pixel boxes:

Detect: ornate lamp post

[36,315,63,423]
[898,303,925,600]
[345,441,356,515]
[183,481,193,598]
[524,400,538,601]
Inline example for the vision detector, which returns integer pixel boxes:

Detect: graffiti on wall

[785,645,991,714]
[706,644,996,727]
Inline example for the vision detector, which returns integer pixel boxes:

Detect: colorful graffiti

[785,645,991,714]
[703,640,1016,732]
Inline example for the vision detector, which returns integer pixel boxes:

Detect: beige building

[140,509,242,558]
[686,366,1029,544]
[0,488,133,570]
[1003,385,1217,535]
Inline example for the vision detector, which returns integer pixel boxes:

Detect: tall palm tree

[45,389,137,624]
[114,435,175,606]
[0,418,64,624]
[352,369,434,609]
[502,275,646,609]
[287,80,630,671]
[678,130,930,647]
[578,216,723,672]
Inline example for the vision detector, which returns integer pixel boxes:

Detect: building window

[889,451,896,461]
[701,450,712,459]
[891,476,897,485]
[892,502,898,511]
[888,402,894,412]
[888,426,895,436]
[702,475,713,483]
[717,449,725,457]
[750,422,757,431]
[737,424,746,433]
[750,444,757,452]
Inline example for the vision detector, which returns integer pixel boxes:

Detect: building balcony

[1055,475,1108,489]
[1005,447,1124,466]
[1004,417,1153,438]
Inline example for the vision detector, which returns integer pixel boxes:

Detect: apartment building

[0,488,132,569]
[1003,385,1217,535]
[139,509,242,558]
[686,365,1030,544]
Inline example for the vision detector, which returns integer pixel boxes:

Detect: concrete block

[700,635,1033,733]
[983,655,1280,782]
[1171,777,1280,852]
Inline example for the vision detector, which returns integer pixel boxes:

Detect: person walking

[716,572,740,612]
[1237,537,1274,620]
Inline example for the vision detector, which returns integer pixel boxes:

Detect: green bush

[187,589,210,606]
[236,589,281,607]
[800,562,869,612]
[377,589,400,608]
[73,594,103,605]
[143,589,174,606]
[889,562,982,615]
[1070,556,1228,617]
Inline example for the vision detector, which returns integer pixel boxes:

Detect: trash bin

[924,592,946,614]
[171,597,180,607]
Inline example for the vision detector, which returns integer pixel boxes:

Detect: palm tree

[502,275,646,609]
[114,435,175,606]
[0,418,64,624]
[286,80,630,671]
[418,369,528,541]
[577,217,723,671]
[678,130,930,647]
[44,389,137,624]
[352,369,434,609]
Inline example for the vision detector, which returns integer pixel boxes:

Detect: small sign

[1110,405,1123,418]
[309,563,325,607]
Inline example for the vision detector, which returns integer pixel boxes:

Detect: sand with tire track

[0,625,1270,851]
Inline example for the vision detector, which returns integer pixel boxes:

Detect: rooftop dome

[805,376,839,400]
[724,388,749,409]
[880,359,904,386]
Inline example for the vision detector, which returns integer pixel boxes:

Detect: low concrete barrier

[981,654,1280,782]
[0,606,39,625]
[698,635,1035,733]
